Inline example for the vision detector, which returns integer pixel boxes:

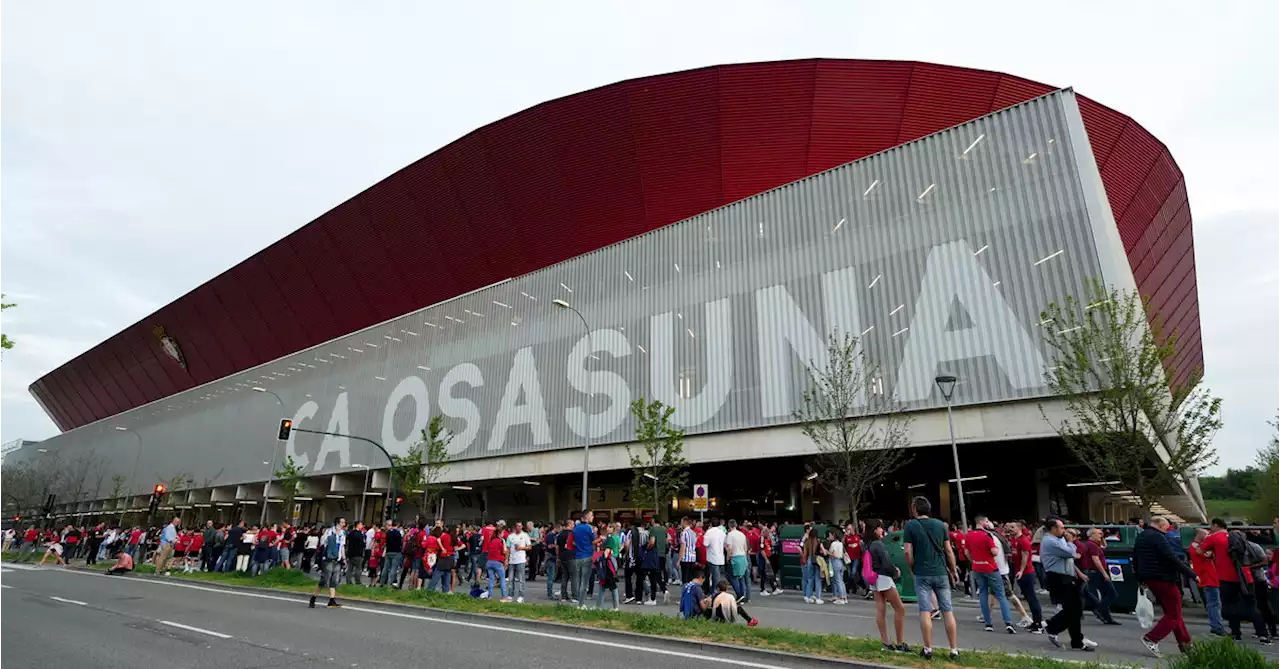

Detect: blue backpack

[324,530,341,561]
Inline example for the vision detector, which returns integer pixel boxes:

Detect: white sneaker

[804,596,813,603]
[1018,615,1033,628]
[644,599,657,606]
[813,598,824,605]
[759,590,771,597]
[516,597,524,604]
[479,591,490,599]
[1141,637,1160,657]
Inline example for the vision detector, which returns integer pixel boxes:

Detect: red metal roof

[31,59,1201,430]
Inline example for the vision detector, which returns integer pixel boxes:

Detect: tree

[626,398,690,520]
[1254,415,1279,522]
[390,441,423,521]
[62,452,106,504]
[1,453,64,518]
[1,294,15,351]
[273,456,304,523]
[794,332,912,526]
[418,415,452,521]
[159,471,193,507]
[1041,282,1221,512]
[108,475,128,501]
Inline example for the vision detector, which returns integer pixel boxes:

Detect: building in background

[18,60,1204,527]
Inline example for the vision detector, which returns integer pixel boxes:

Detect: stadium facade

[15,60,1205,525]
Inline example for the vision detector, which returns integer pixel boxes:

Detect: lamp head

[552,299,571,309]
[934,374,958,401]
[251,387,267,393]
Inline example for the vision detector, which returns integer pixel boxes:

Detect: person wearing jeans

[966,519,1015,632]
[1189,529,1224,634]
[379,552,404,587]
[486,559,508,599]
[1133,517,1199,656]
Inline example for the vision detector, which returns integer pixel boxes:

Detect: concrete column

[939,483,952,524]
[1035,470,1051,520]
[547,483,557,523]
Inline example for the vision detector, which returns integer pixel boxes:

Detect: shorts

[913,574,953,613]
[875,575,896,592]
[49,543,63,556]
[318,560,342,588]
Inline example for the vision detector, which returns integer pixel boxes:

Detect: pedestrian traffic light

[278,419,293,441]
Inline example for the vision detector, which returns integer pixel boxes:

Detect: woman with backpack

[866,519,910,652]
[593,539,619,611]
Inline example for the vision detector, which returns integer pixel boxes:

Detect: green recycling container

[1067,525,1141,613]
[779,525,916,602]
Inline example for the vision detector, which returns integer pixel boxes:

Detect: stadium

[12,59,1205,527]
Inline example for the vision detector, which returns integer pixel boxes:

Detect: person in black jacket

[1133,517,1198,657]
[345,521,366,585]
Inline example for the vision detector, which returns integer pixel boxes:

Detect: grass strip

[3,551,1138,669]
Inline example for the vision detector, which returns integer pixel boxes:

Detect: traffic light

[277,419,293,441]
[387,495,403,519]
[148,483,166,518]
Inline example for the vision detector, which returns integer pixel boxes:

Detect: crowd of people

[5,505,1277,660]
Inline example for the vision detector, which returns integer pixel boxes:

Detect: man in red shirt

[1010,521,1043,632]
[20,527,40,561]
[1080,528,1118,625]
[1198,519,1268,641]
[1188,528,1224,635]
[949,523,970,597]
[966,517,1015,633]
[127,527,144,561]
[844,522,864,597]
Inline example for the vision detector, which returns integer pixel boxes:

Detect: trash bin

[1069,524,1140,614]
[883,530,916,602]
[779,523,828,591]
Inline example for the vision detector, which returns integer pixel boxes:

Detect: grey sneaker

[1142,637,1161,658]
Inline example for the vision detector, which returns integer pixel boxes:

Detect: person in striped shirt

[679,517,698,584]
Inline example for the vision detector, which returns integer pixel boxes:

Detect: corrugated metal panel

[989,74,1055,111]
[29,60,1202,435]
[717,61,817,203]
[627,67,724,228]
[32,92,1123,494]
[807,60,913,172]
[235,257,311,355]
[897,62,1001,144]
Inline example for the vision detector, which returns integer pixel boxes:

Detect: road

[3,564,1275,668]
[0,564,828,669]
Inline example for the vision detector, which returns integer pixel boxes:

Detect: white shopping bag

[1135,586,1155,629]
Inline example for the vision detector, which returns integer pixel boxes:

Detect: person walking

[1189,528,1226,635]
[1080,527,1119,625]
[484,522,512,602]
[966,516,1016,634]
[309,517,347,609]
[1198,518,1270,643]
[1010,521,1044,633]
[1134,516,1198,657]
[1040,518,1097,652]
[801,525,823,604]
[903,497,960,660]
[866,519,909,652]
[648,517,669,603]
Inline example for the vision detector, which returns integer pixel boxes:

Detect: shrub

[1163,637,1270,669]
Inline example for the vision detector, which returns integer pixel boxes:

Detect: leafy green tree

[1254,416,1279,523]
[390,442,424,521]
[1,294,15,351]
[794,332,912,526]
[273,456,305,522]
[418,415,452,520]
[627,398,690,520]
[1041,282,1221,512]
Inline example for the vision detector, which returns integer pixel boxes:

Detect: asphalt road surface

[3,564,1276,668]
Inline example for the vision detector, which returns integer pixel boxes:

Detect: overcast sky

[2,2,1276,472]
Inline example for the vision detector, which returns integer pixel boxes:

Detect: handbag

[1135,586,1155,629]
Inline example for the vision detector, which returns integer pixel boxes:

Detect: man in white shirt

[704,518,727,589]
[506,522,532,603]
[725,519,751,602]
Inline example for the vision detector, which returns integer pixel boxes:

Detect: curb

[65,566,899,669]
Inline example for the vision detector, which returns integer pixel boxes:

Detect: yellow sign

[692,483,709,511]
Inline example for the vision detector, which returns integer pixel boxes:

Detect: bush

[1163,637,1270,669]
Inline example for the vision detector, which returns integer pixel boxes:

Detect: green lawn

[1204,498,1257,522]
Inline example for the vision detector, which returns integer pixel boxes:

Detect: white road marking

[158,620,232,639]
[343,605,780,668]
[49,596,87,605]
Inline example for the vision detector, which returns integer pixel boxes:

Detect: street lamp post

[934,374,968,531]
[113,426,144,522]
[553,299,592,512]
[354,464,371,524]
[251,387,287,526]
